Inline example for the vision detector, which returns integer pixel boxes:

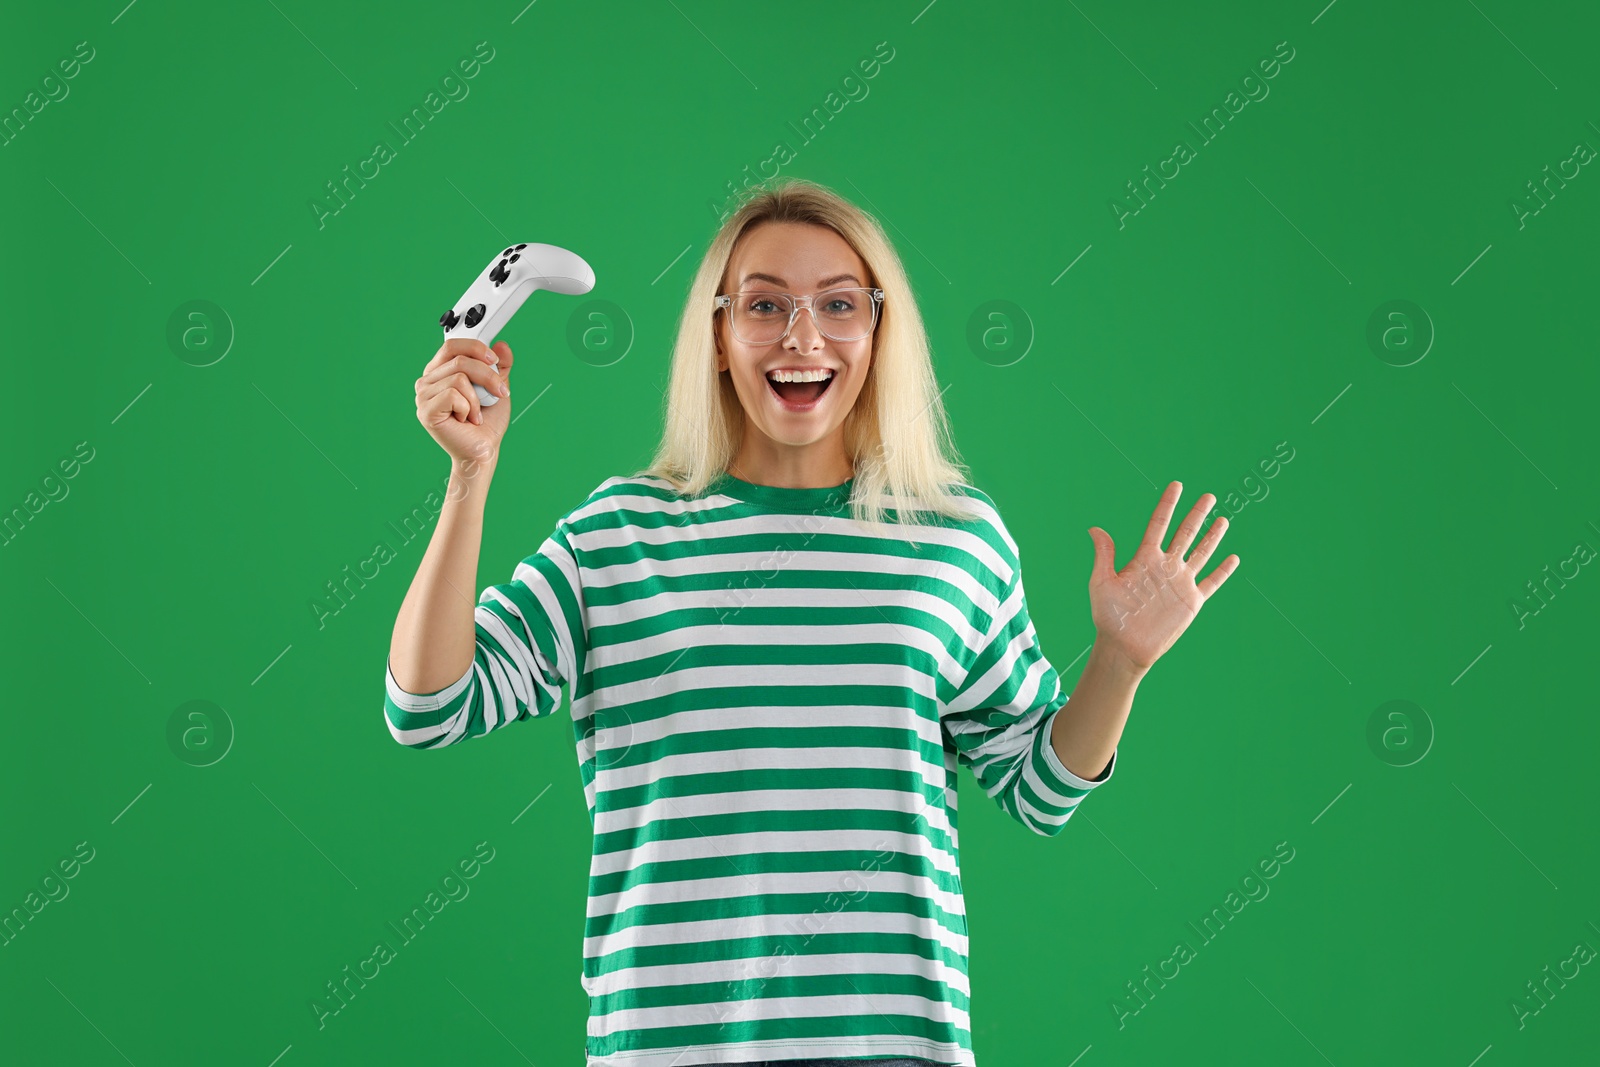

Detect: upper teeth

[767,368,834,383]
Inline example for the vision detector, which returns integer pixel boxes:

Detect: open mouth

[765,368,836,410]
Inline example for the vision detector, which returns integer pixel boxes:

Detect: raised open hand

[1087,481,1240,673]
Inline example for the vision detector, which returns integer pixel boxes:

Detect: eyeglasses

[714,287,884,345]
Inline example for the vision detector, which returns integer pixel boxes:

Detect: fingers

[491,340,513,378]
[456,371,485,424]
[418,375,480,425]
[1185,514,1229,572]
[1167,493,1217,558]
[419,338,504,426]
[1088,527,1116,583]
[1140,481,1183,550]
[415,340,513,436]
[417,354,508,405]
[426,336,497,374]
[1197,553,1241,600]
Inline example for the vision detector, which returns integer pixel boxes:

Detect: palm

[1087,482,1240,671]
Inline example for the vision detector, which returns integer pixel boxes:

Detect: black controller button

[440,309,460,330]
[502,247,513,257]
[490,261,510,287]
[509,253,520,262]
[515,243,526,250]
[463,303,486,328]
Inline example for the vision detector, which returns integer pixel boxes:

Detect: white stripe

[589,990,970,1038]
[384,660,470,712]
[578,504,1013,585]
[944,596,1042,715]
[587,1034,969,1067]
[596,780,956,838]
[586,601,986,677]
[588,660,946,721]
[588,825,963,880]
[586,867,967,933]
[592,742,948,795]
[589,700,949,763]
[582,905,968,963]
[583,947,971,999]
[583,548,1002,635]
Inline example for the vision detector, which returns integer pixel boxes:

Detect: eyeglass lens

[727,289,876,344]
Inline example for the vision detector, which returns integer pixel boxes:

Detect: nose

[783,305,826,351]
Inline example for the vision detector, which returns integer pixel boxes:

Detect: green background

[3,0,1596,1063]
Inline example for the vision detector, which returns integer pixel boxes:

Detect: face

[714,221,876,465]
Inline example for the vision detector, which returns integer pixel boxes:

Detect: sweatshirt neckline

[711,471,855,513]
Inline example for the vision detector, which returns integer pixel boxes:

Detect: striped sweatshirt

[383,471,1116,1066]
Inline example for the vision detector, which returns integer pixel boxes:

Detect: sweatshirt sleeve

[941,548,1115,837]
[384,518,586,749]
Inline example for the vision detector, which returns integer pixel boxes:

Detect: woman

[387,178,1238,1066]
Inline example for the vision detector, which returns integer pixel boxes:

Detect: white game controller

[439,242,597,407]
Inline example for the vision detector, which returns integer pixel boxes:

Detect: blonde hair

[634,177,985,532]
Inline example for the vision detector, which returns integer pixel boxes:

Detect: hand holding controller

[439,242,597,407]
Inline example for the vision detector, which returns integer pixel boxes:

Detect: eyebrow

[740,271,863,289]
